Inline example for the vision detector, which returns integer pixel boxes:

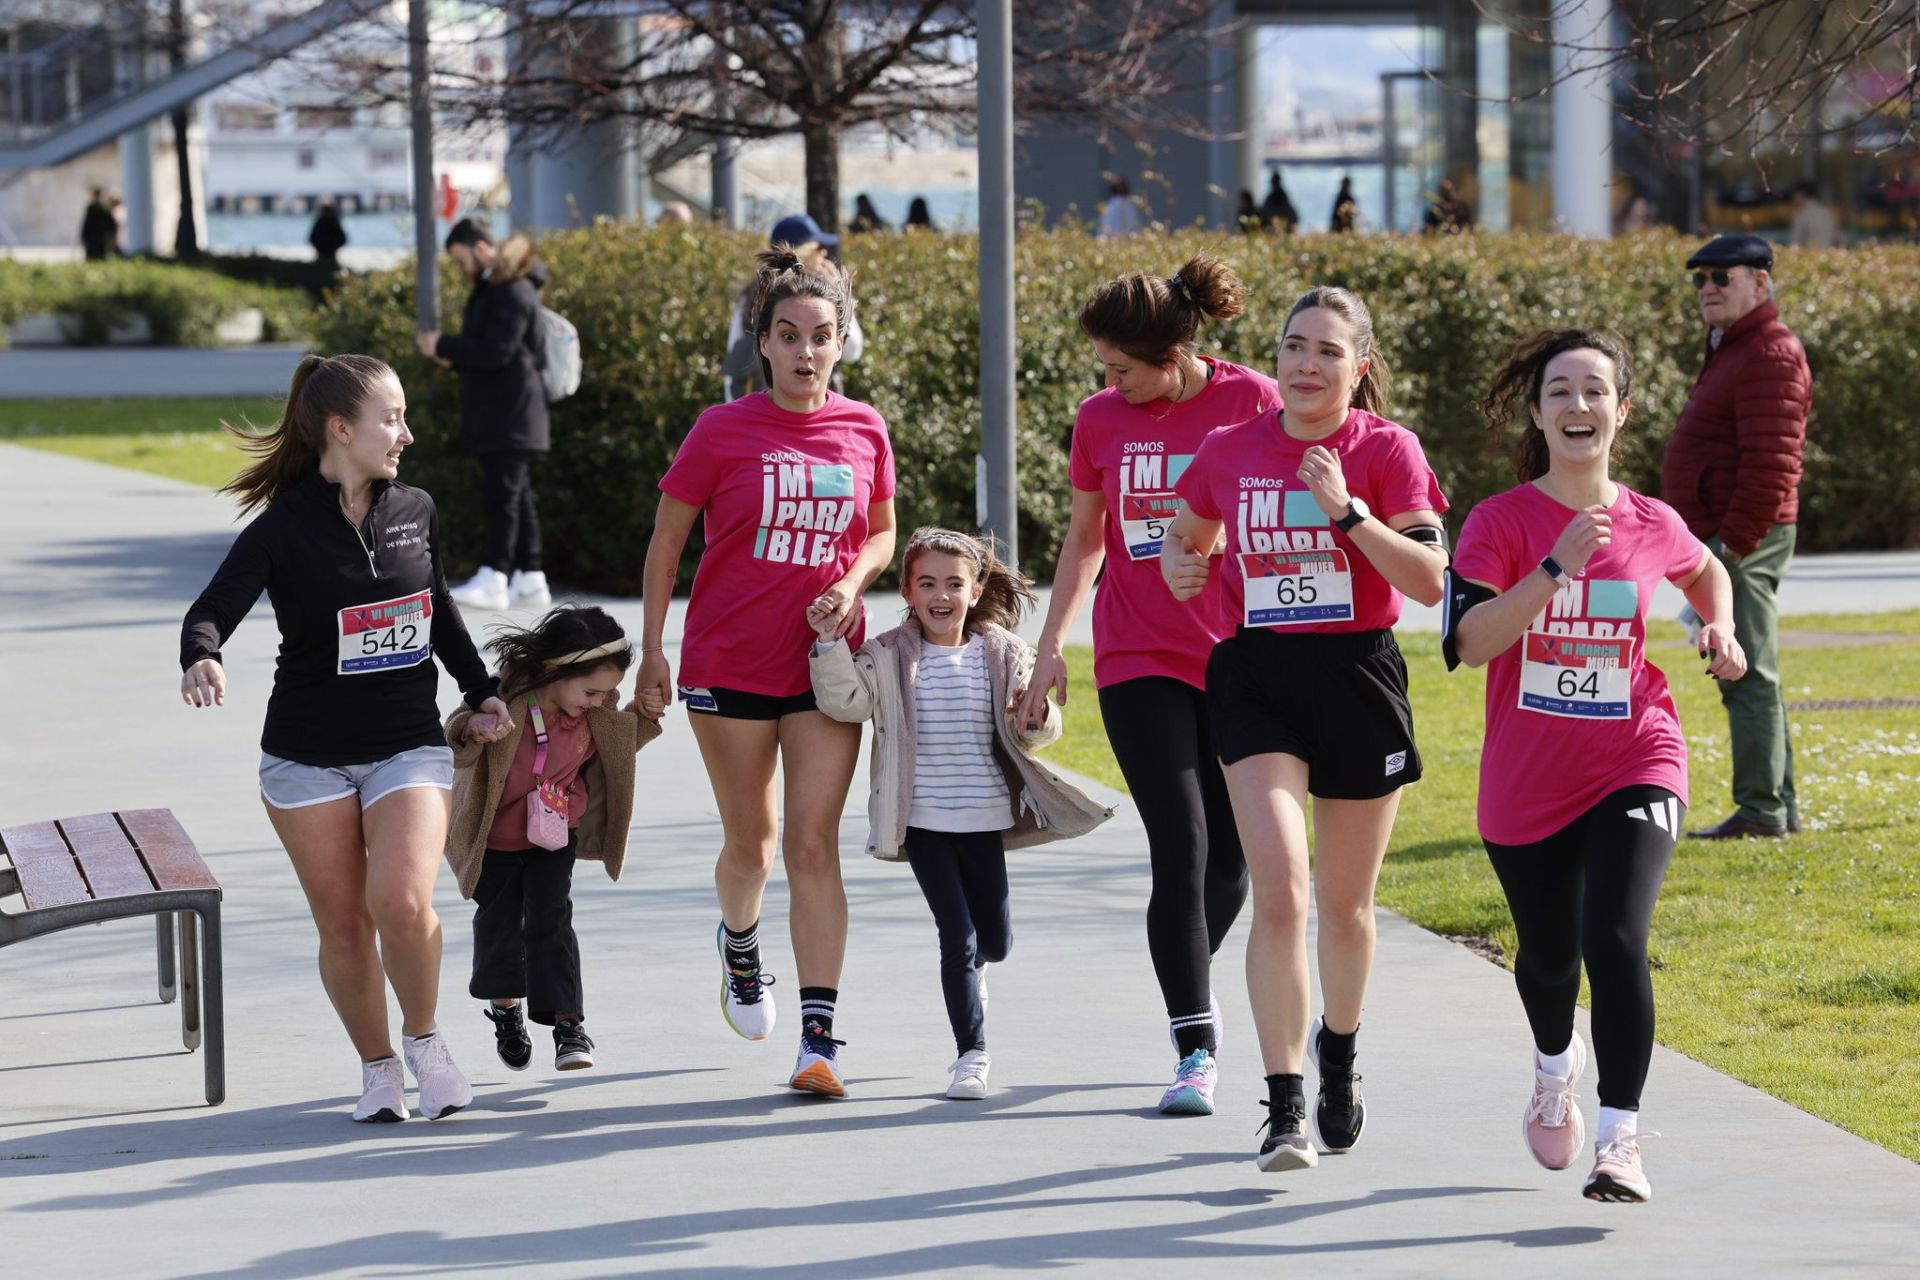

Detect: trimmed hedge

[0,257,314,348]
[313,224,1920,594]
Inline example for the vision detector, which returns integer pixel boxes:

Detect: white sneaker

[352,1056,409,1123]
[451,567,509,610]
[403,1031,473,1120]
[946,1048,991,1100]
[717,924,777,1041]
[508,570,551,609]
[788,1022,847,1098]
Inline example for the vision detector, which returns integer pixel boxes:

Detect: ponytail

[488,605,634,700]
[749,243,856,388]
[900,527,1038,634]
[221,353,395,515]
[1079,254,1246,367]
[1283,287,1391,415]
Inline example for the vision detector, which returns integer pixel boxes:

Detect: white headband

[544,640,628,669]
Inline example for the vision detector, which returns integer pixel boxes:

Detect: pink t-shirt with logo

[1068,357,1282,690]
[660,391,896,697]
[1452,482,1709,846]
[1173,407,1447,635]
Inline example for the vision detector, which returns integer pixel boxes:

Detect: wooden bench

[0,809,225,1105]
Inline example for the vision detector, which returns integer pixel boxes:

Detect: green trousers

[1709,523,1798,828]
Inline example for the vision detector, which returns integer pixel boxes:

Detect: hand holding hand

[1298,445,1352,519]
[806,581,860,639]
[1549,506,1613,578]
[1016,647,1067,731]
[462,713,502,744]
[639,685,668,720]
[180,658,227,708]
[631,650,673,717]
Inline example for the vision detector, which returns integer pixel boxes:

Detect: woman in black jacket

[181,353,512,1124]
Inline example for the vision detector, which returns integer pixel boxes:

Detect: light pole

[408,0,437,331]
[976,0,1017,563]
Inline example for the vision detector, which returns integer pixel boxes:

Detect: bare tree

[1491,0,1920,158]
[310,0,1230,232]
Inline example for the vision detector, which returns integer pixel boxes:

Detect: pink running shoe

[1584,1126,1658,1203]
[1522,1032,1587,1170]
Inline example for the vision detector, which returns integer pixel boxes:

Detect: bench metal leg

[179,910,202,1052]
[197,902,225,1106]
[156,913,177,1003]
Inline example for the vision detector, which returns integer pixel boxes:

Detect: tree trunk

[168,0,199,258]
[803,123,840,234]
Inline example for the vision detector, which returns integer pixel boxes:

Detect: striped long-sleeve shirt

[908,636,1014,832]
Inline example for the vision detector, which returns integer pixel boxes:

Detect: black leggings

[469,837,581,1026]
[1483,785,1681,1110]
[904,827,1011,1055]
[480,450,542,574]
[1099,677,1249,1022]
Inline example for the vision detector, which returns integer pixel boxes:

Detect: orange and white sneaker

[1583,1125,1658,1203]
[787,1019,846,1098]
[1522,1032,1587,1170]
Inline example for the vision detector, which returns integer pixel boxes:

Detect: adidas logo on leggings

[1627,797,1682,833]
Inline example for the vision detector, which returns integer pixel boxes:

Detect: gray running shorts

[258,745,454,812]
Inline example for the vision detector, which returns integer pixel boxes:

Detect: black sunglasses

[1690,269,1736,289]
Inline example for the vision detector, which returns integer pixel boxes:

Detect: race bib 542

[338,590,433,675]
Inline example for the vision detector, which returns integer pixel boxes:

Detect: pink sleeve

[1174,437,1221,521]
[1451,502,1515,591]
[1375,431,1449,520]
[1068,406,1100,492]
[1256,371,1283,413]
[872,420,897,502]
[659,414,718,507]
[1660,500,1709,581]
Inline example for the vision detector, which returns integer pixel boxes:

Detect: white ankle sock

[1536,1040,1575,1078]
[1597,1105,1637,1140]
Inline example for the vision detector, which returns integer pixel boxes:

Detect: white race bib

[1240,549,1355,627]
[1518,631,1633,719]
[338,590,433,675]
[1120,491,1182,560]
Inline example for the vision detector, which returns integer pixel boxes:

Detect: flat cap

[1687,234,1773,271]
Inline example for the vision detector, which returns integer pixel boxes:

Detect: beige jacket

[443,700,662,899]
[809,620,1112,861]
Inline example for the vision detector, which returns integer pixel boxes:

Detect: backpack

[535,305,582,402]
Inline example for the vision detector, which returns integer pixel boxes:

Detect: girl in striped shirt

[810,529,1111,1100]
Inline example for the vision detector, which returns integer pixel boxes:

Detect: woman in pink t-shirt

[1449,328,1745,1205]
[1018,255,1279,1117]
[635,248,898,1099]
[1161,287,1451,1174]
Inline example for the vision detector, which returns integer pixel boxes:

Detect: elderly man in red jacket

[1662,234,1809,839]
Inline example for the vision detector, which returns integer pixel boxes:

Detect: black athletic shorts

[1205,626,1420,799]
[678,684,819,720]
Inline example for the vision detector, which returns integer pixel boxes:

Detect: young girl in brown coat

[445,605,664,1072]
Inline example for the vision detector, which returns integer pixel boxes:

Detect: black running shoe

[1309,1017,1366,1153]
[554,1019,595,1071]
[484,1002,533,1072]
[1256,1098,1318,1172]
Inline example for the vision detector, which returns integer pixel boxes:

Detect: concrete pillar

[504,28,535,233]
[525,18,636,230]
[1206,0,1240,229]
[1235,21,1261,197]
[119,124,154,254]
[1550,0,1613,236]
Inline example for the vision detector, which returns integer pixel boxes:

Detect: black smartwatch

[1539,555,1569,585]
[1335,497,1370,533]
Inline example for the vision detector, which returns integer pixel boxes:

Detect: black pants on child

[480,450,542,574]
[1482,784,1680,1111]
[470,834,581,1026]
[905,827,1011,1055]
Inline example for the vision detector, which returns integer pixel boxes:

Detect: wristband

[1539,555,1568,585]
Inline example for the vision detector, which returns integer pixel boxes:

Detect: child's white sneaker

[508,570,551,609]
[403,1030,473,1120]
[352,1055,409,1123]
[451,567,509,610]
[946,1048,991,1100]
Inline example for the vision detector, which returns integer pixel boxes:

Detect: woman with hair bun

[635,245,896,1099]
[180,353,513,1124]
[1016,255,1280,1118]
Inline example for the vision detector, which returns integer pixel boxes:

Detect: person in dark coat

[905,196,938,232]
[1661,234,1811,840]
[849,194,890,234]
[81,188,118,260]
[1330,176,1358,233]
[308,203,348,268]
[1259,171,1299,234]
[416,217,552,612]
[1422,179,1473,234]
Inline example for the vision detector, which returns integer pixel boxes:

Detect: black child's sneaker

[1309,1017,1366,1153]
[484,1002,533,1072]
[1255,1098,1319,1172]
[554,1019,595,1071]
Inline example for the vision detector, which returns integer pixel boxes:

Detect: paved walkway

[0,344,308,399]
[2,444,1917,1278]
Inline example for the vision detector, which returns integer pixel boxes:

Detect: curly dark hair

[1479,328,1635,483]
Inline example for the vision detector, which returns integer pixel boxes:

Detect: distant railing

[0,14,167,143]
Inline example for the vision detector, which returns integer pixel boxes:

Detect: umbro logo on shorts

[1384,751,1407,776]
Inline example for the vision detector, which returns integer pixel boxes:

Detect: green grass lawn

[0,397,280,490]
[1049,621,1920,1163]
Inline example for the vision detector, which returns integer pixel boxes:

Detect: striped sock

[723,920,760,971]
[799,987,838,1037]
[1169,1008,1217,1057]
